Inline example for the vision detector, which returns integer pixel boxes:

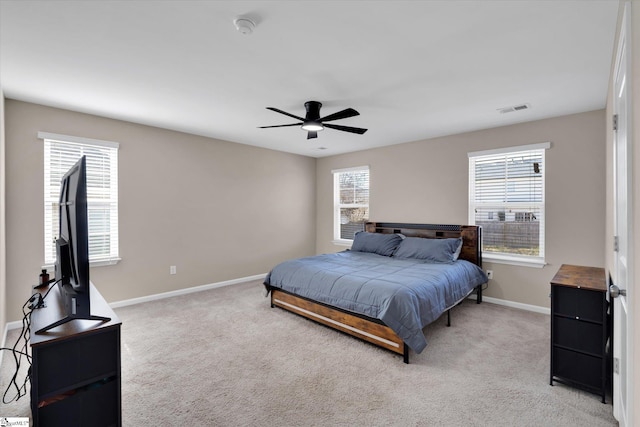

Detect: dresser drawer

[553,316,603,355]
[36,328,119,397]
[553,347,603,390]
[552,285,604,322]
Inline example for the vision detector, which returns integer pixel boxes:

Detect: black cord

[40,278,62,302]
[2,279,63,403]
[2,295,33,404]
[0,348,31,358]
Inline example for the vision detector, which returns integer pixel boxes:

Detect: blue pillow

[393,237,463,263]
[350,232,403,257]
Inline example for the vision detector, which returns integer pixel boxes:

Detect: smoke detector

[234,17,256,35]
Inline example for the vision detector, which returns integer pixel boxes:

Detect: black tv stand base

[35,314,111,334]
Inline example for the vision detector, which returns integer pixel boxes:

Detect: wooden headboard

[364,222,482,267]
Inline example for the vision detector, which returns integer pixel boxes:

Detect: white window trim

[469,142,550,268]
[332,165,369,244]
[332,239,354,247]
[483,253,546,268]
[467,142,551,159]
[38,132,120,150]
[42,258,121,271]
[40,131,120,267]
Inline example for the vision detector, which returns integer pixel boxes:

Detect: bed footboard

[270,288,410,363]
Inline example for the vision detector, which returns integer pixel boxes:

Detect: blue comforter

[264,251,488,353]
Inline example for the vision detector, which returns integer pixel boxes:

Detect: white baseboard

[1,276,257,369]
[3,319,24,333]
[4,276,547,331]
[3,274,266,335]
[109,273,266,309]
[468,294,550,315]
[1,324,7,367]
[1,319,26,368]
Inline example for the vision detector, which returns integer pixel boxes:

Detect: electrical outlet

[486,270,493,280]
[170,265,177,275]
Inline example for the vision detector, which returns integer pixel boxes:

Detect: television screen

[36,156,110,333]
[57,155,90,290]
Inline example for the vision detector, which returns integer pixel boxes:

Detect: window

[468,142,549,267]
[333,166,369,243]
[40,132,120,266]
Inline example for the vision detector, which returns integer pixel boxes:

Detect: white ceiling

[0,1,619,158]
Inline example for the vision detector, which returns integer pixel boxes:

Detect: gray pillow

[393,237,463,263]
[350,232,403,257]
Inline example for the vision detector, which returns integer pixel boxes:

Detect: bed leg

[447,309,451,327]
[403,343,409,364]
[476,285,483,304]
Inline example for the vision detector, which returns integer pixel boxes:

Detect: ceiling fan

[259,101,368,139]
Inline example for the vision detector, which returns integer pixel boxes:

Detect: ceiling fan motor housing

[304,101,322,121]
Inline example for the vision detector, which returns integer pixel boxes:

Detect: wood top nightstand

[550,264,609,403]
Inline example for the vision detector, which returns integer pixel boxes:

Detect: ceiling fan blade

[307,131,318,139]
[324,123,368,135]
[319,108,360,122]
[258,123,301,128]
[266,107,305,122]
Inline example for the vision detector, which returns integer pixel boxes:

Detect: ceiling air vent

[498,103,531,114]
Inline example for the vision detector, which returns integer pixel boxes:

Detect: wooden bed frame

[267,222,484,364]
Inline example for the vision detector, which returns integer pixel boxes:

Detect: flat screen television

[36,155,110,333]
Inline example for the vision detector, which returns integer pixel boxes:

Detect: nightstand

[549,264,608,403]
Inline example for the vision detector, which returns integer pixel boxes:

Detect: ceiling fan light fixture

[301,122,324,132]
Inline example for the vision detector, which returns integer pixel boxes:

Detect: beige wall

[2,105,609,319]
[4,100,316,322]
[317,110,606,309]
[1,89,6,338]
[633,0,639,418]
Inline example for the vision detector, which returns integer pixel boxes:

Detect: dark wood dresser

[549,264,609,403]
[30,283,122,426]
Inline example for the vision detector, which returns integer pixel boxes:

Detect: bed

[263,222,487,363]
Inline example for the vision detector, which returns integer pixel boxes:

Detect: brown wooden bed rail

[270,288,410,362]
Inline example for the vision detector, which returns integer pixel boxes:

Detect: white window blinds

[333,166,370,241]
[41,132,120,266]
[468,143,549,265]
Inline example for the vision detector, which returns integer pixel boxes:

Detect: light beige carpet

[1,280,618,426]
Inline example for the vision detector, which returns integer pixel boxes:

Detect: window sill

[42,257,121,271]
[92,258,121,267]
[332,239,353,247]
[483,254,546,268]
